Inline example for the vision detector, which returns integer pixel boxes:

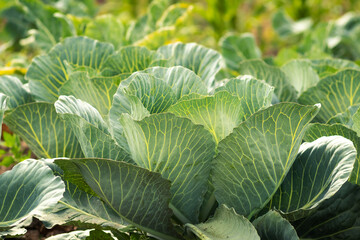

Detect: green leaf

[146,0,168,30]
[109,89,150,149]
[141,66,208,99]
[214,68,238,82]
[310,58,360,78]
[84,14,125,49]
[0,76,33,109]
[56,95,108,131]
[252,210,299,240]
[215,76,274,120]
[273,48,302,66]
[59,71,120,117]
[237,60,297,102]
[27,36,115,102]
[212,103,320,218]
[327,104,359,127]
[134,27,176,50]
[120,113,216,223]
[168,91,244,144]
[0,159,64,231]
[4,102,84,158]
[185,205,260,240]
[111,67,203,121]
[122,73,177,114]
[281,59,320,94]
[294,182,360,240]
[126,1,191,48]
[351,107,360,136]
[55,158,179,240]
[39,177,129,231]
[156,3,191,28]
[126,15,149,44]
[101,46,165,77]
[269,136,356,221]
[126,0,167,44]
[157,42,222,89]
[55,96,132,162]
[304,123,360,186]
[220,33,261,71]
[19,0,75,51]
[272,10,312,38]
[299,69,360,122]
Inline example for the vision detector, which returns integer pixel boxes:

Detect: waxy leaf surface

[212,103,320,218]
[120,113,216,223]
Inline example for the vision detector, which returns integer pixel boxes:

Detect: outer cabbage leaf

[310,58,360,78]
[0,76,33,109]
[269,136,356,221]
[294,182,360,240]
[237,60,297,102]
[141,66,208,98]
[299,69,360,122]
[0,159,65,236]
[351,106,360,136]
[186,205,260,240]
[35,161,131,231]
[121,73,176,114]
[109,67,208,146]
[253,210,299,240]
[120,113,216,223]
[101,46,166,77]
[55,96,132,161]
[212,103,320,218]
[59,71,120,117]
[27,36,114,102]
[304,123,360,185]
[215,75,274,120]
[157,42,222,89]
[168,91,244,144]
[55,158,179,240]
[281,59,320,94]
[4,102,84,158]
[327,105,359,127]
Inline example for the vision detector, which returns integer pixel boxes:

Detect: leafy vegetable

[186,205,260,240]
[0,159,64,237]
[1,11,360,237]
[212,103,320,218]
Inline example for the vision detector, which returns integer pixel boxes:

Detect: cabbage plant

[0,36,360,239]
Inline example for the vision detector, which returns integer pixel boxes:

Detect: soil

[4,218,77,240]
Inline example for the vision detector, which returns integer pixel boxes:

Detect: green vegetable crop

[1,1,360,239]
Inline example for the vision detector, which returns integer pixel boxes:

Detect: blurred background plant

[2,0,360,56]
[0,131,32,167]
